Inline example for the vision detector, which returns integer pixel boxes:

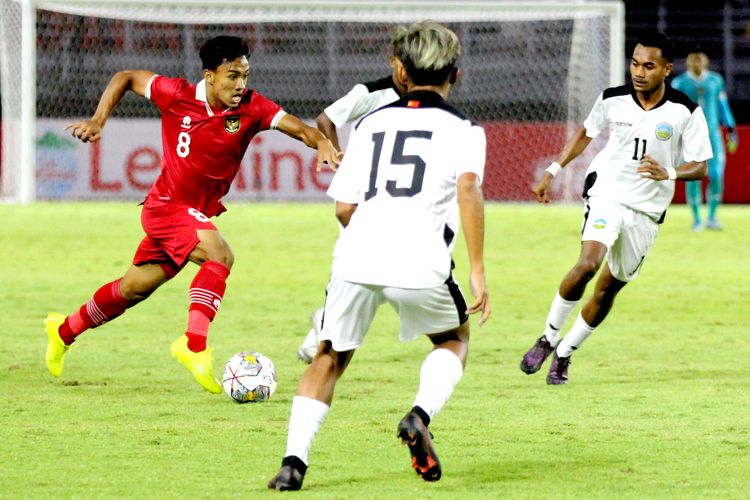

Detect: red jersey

[145,75,285,217]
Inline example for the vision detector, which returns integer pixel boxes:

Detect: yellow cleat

[170,335,222,394]
[45,312,70,377]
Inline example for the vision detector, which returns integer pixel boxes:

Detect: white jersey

[323,76,401,128]
[327,90,486,288]
[583,85,712,219]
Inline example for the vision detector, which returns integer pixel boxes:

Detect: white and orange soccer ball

[222,351,277,403]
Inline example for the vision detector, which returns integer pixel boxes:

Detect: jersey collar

[401,90,445,106]
[630,85,669,111]
[687,71,709,83]
[195,79,215,116]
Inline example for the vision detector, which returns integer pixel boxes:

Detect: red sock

[186,310,210,352]
[186,261,230,352]
[59,279,129,345]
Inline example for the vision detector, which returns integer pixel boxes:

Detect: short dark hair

[199,36,250,71]
[635,32,675,63]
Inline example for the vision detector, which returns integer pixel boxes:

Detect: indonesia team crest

[225,116,240,134]
[654,122,673,141]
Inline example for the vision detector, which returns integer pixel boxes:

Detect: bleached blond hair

[390,21,461,85]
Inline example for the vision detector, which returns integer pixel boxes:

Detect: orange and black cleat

[397,410,442,481]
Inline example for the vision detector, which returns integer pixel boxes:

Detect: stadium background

[1,0,749,202]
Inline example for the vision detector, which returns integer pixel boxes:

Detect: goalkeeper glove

[727,128,738,154]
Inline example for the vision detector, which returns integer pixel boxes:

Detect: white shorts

[581,197,659,282]
[320,276,468,352]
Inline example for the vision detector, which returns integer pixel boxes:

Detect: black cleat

[397,410,441,481]
[267,456,306,491]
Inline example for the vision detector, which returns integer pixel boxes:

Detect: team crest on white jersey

[225,116,240,134]
[655,122,673,141]
[593,218,607,229]
[181,116,192,129]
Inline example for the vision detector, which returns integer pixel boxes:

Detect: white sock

[284,396,330,465]
[556,313,595,357]
[413,349,463,421]
[543,292,579,346]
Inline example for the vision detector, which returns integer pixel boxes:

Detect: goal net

[0,0,624,203]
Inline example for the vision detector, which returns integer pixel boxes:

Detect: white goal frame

[1,0,624,203]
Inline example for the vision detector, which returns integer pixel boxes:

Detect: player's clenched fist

[532,173,553,203]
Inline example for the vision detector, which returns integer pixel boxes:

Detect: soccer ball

[222,351,277,403]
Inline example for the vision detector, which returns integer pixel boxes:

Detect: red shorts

[133,198,218,270]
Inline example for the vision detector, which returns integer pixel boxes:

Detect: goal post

[0,0,624,203]
[0,0,36,204]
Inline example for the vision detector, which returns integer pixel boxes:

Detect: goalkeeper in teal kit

[672,51,738,230]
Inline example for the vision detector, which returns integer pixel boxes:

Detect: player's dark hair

[200,36,250,71]
[636,32,675,63]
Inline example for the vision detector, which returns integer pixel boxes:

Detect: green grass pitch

[1,202,749,498]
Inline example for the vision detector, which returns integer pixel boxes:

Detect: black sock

[281,455,308,475]
[412,405,431,427]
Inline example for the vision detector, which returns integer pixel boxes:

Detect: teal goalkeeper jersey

[671,70,735,153]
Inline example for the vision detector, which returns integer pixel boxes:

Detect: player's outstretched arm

[457,172,490,326]
[316,112,342,152]
[277,114,342,171]
[533,126,592,203]
[64,70,156,143]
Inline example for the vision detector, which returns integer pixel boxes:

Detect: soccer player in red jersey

[45,36,340,393]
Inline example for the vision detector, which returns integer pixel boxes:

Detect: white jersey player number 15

[327,92,486,290]
[365,130,432,200]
